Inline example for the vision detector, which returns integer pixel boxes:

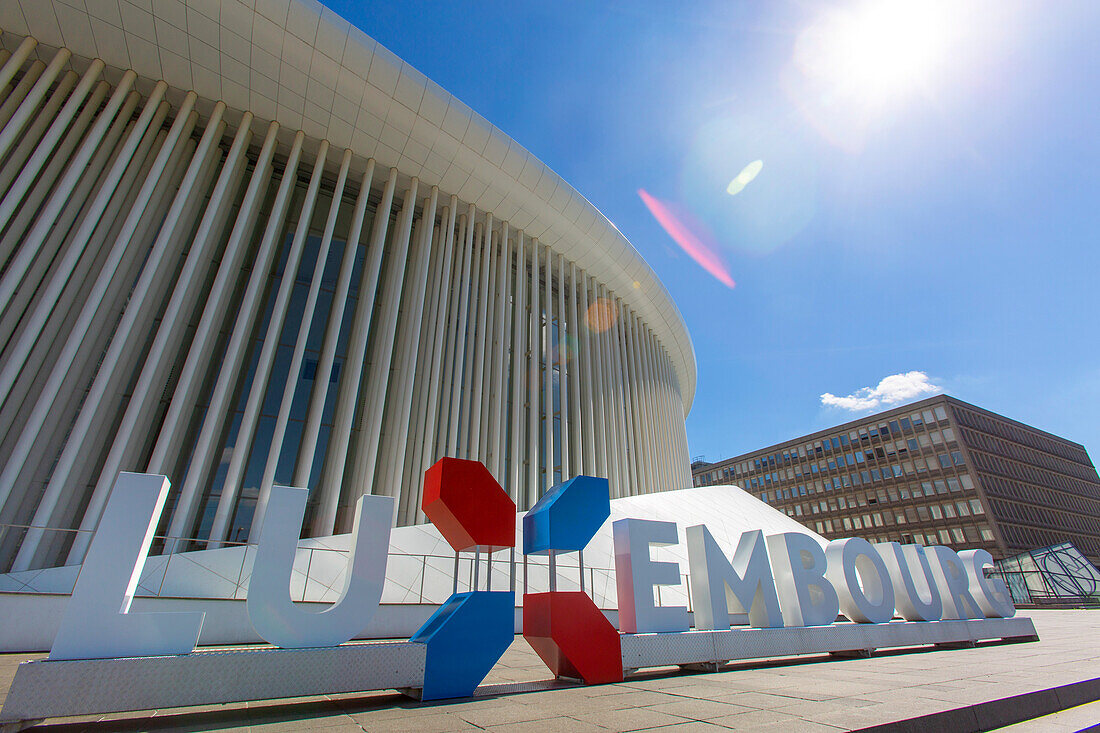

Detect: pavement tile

[453,701,563,727]
[1,609,1097,732]
[483,716,607,732]
[638,722,730,732]
[354,713,479,732]
[705,708,806,728]
[705,690,800,710]
[570,706,690,731]
[644,698,755,721]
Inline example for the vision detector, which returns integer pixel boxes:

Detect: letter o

[826,537,896,624]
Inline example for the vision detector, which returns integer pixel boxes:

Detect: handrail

[0,521,696,610]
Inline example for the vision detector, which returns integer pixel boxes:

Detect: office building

[692,395,1100,568]
[0,0,694,572]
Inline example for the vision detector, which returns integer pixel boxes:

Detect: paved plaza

[1,609,1097,732]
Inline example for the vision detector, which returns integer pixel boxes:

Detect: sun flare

[795,0,955,104]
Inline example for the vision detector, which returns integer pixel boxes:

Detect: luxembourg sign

[0,459,1037,729]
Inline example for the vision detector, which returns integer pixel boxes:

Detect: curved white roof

[2,0,697,409]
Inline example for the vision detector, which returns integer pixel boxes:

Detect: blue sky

[323,0,1100,465]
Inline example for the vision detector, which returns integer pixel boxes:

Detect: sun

[795,0,956,106]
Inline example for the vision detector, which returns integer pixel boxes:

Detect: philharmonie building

[0,0,699,579]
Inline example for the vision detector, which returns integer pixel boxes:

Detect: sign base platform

[619,616,1038,673]
[0,640,425,731]
[0,617,1039,731]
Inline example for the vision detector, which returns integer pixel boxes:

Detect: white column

[596,285,621,496]
[0,65,77,201]
[0,57,41,131]
[667,352,687,489]
[410,198,458,524]
[478,217,499,468]
[542,243,555,492]
[659,348,682,489]
[0,49,13,89]
[146,113,270,480]
[0,77,111,310]
[313,166,397,536]
[626,311,654,494]
[480,219,501,474]
[567,262,585,475]
[398,221,443,523]
[207,139,329,544]
[651,333,674,492]
[0,68,134,321]
[0,36,37,100]
[294,155,376,488]
[16,118,174,509]
[455,219,482,457]
[557,253,571,479]
[0,83,177,513]
[0,85,133,449]
[433,212,464,464]
[0,46,70,165]
[525,238,540,507]
[444,209,476,456]
[6,114,170,566]
[0,50,11,88]
[379,188,438,507]
[253,148,353,533]
[159,125,297,548]
[312,163,398,530]
[0,75,158,421]
[582,275,605,482]
[612,297,638,495]
[487,221,510,481]
[0,53,90,231]
[468,214,494,462]
[343,178,419,526]
[10,109,201,568]
[641,329,666,493]
[508,231,527,502]
[67,104,250,563]
[47,129,200,547]
[0,59,117,336]
[669,357,691,488]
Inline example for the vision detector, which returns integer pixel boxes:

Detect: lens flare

[726,160,763,196]
[638,189,735,289]
[586,298,617,333]
[552,333,580,363]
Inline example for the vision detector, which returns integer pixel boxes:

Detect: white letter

[247,487,392,648]
[875,542,942,621]
[49,473,205,660]
[765,532,840,627]
[958,549,1016,618]
[613,518,689,633]
[686,526,782,629]
[926,545,984,620]
[825,537,895,624]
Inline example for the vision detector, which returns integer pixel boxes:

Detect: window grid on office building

[691,395,1100,567]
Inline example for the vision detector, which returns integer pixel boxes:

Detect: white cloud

[821,371,941,412]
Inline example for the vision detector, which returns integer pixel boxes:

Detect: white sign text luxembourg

[49,474,1015,660]
[612,518,1014,634]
